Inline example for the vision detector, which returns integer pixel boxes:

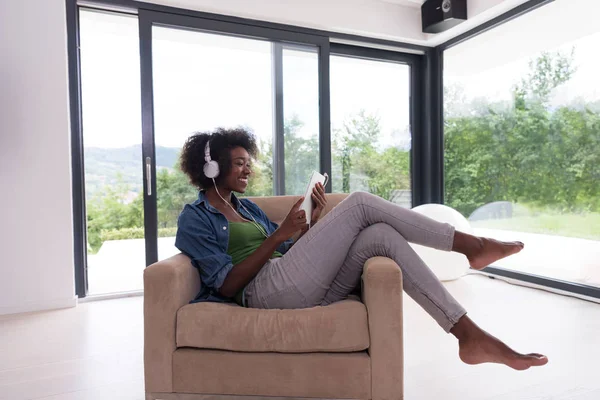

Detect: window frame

[68,0,598,302]
[329,44,424,206]
[437,0,600,301]
[66,0,428,298]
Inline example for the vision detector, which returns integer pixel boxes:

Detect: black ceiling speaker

[422,0,468,34]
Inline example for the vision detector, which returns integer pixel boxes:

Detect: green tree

[244,136,273,197]
[445,49,600,217]
[514,49,577,108]
[284,115,320,195]
[333,110,379,193]
[365,147,410,201]
[156,163,198,228]
[331,110,411,200]
[86,174,143,252]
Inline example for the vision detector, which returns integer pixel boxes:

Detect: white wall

[0,0,76,315]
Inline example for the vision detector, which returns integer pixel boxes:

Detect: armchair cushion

[176,297,370,353]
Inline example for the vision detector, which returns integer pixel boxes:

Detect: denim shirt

[175,191,294,304]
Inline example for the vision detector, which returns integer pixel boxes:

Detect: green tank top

[228,222,283,306]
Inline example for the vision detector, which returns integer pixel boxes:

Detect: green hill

[84,146,180,198]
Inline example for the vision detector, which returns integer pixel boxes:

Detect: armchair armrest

[144,253,200,394]
[362,257,404,400]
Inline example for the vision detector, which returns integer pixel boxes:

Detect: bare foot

[451,316,548,371]
[458,330,548,371]
[467,237,524,270]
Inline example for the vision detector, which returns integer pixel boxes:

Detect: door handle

[146,156,152,196]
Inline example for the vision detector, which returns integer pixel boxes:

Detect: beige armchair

[144,194,404,400]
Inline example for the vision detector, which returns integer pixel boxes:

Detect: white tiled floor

[87,237,179,295]
[1,275,599,400]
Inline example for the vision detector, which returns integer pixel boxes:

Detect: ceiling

[374,0,536,47]
[144,0,535,48]
[379,0,426,7]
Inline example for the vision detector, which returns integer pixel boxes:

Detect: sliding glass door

[329,47,413,207]
[282,46,321,195]
[443,0,600,294]
[151,27,278,261]
[72,5,421,297]
[79,10,146,295]
[139,11,328,265]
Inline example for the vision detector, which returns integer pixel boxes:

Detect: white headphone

[203,139,220,179]
[204,137,269,238]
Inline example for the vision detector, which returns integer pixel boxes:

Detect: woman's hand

[311,182,327,225]
[274,197,307,242]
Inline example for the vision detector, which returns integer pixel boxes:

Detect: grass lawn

[470,212,600,241]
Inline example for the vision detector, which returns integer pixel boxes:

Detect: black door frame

[67,0,427,297]
[137,9,331,266]
[66,1,87,297]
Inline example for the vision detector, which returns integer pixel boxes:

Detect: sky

[444,0,600,107]
[79,0,600,151]
[79,10,410,151]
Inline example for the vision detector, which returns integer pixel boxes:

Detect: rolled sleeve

[175,207,233,291]
[213,261,234,290]
[277,238,294,254]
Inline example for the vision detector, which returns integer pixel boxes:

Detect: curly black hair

[180,127,259,189]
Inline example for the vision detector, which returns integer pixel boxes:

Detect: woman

[176,127,548,371]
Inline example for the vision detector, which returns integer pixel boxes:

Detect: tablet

[301,171,327,226]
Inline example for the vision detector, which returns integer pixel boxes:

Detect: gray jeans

[244,191,467,332]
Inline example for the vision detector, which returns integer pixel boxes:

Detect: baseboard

[78,290,143,303]
[0,295,78,316]
[147,393,355,400]
[468,270,600,304]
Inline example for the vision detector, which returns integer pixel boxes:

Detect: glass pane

[444,0,600,287]
[152,27,275,261]
[283,47,320,195]
[330,56,412,207]
[79,10,144,294]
